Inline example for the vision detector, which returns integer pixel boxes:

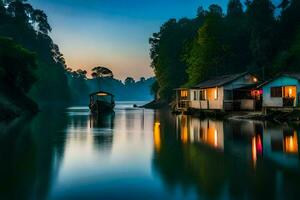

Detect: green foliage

[0,37,38,112]
[66,69,89,105]
[149,15,205,101]
[124,77,135,86]
[0,37,36,93]
[151,0,300,101]
[0,0,71,106]
[246,0,277,76]
[91,66,114,78]
[185,5,228,86]
[273,28,300,73]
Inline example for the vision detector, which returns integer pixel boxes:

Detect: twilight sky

[29,0,229,80]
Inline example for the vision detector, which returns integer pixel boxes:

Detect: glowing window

[214,88,218,100]
[181,90,188,97]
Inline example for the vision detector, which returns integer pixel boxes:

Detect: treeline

[0,0,154,118]
[0,0,70,111]
[67,67,155,105]
[150,0,300,101]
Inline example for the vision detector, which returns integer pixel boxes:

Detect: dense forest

[150,0,300,101]
[0,0,154,119]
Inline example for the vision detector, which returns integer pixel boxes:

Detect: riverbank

[141,99,168,109]
[174,108,300,123]
[0,89,38,121]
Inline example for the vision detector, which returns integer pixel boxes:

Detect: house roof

[259,73,300,88]
[191,72,250,89]
[282,73,300,80]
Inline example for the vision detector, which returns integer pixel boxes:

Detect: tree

[0,0,71,105]
[125,77,135,85]
[149,15,205,101]
[224,0,251,74]
[0,37,38,112]
[0,37,36,93]
[70,69,87,79]
[227,0,243,18]
[32,9,51,35]
[91,66,113,79]
[66,68,89,104]
[140,77,146,82]
[185,5,228,85]
[246,0,277,78]
[278,0,290,10]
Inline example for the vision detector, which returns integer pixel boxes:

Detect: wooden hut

[176,72,261,111]
[261,73,300,111]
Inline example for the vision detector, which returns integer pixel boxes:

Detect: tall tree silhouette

[91,66,114,79]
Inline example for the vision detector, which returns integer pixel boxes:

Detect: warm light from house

[283,86,296,98]
[284,131,298,154]
[154,122,161,152]
[252,137,257,168]
[253,77,258,83]
[214,129,218,147]
[181,90,188,97]
[289,88,293,97]
[214,88,218,100]
[181,116,188,143]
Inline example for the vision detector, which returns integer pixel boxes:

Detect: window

[200,90,206,100]
[271,87,282,97]
[214,88,218,100]
[180,90,188,97]
[193,91,198,100]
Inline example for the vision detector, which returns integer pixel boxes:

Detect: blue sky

[28,0,277,80]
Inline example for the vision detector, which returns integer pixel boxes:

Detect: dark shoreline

[141,100,300,123]
[181,109,300,123]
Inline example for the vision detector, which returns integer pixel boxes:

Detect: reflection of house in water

[153,122,161,152]
[176,115,224,150]
[262,124,299,169]
[175,116,300,169]
[152,114,300,200]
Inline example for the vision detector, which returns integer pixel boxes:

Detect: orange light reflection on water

[154,122,161,152]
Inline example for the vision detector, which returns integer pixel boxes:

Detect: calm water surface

[0,102,300,200]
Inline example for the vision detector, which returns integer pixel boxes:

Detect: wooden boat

[89,91,115,114]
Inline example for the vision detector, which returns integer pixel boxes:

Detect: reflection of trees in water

[90,112,115,152]
[0,112,68,200]
[152,112,300,200]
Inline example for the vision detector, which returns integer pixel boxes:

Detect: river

[0,102,299,200]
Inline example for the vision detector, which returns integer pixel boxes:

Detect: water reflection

[176,115,224,150]
[173,115,300,168]
[90,112,115,152]
[152,113,300,200]
[1,105,300,200]
[0,111,68,200]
